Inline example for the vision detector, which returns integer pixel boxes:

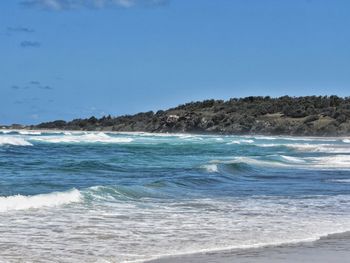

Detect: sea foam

[201,164,219,173]
[0,136,33,146]
[227,139,254,145]
[0,189,82,212]
[30,133,133,144]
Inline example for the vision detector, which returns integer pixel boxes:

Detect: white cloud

[21,0,167,10]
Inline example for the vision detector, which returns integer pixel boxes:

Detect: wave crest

[0,189,82,212]
[30,133,133,144]
[201,164,219,173]
[0,136,33,146]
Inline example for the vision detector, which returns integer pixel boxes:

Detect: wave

[343,139,350,143]
[307,155,350,169]
[18,131,42,135]
[279,155,306,163]
[0,130,15,134]
[0,136,33,146]
[329,179,350,183]
[227,139,254,145]
[251,135,339,142]
[201,164,219,173]
[30,133,133,144]
[0,130,42,135]
[84,185,167,201]
[0,189,82,212]
[258,143,350,153]
[251,136,278,140]
[223,157,290,168]
[200,158,283,176]
[206,154,350,172]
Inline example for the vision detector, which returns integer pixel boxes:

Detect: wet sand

[147,232,350,263]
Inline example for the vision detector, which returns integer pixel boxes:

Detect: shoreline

[1,128,350,140]
[146,231,350,263]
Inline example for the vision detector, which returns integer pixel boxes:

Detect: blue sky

[1,0,350,125]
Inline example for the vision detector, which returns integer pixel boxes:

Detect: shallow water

[0,130,350,262]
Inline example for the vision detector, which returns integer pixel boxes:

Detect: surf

[0,189,82,212]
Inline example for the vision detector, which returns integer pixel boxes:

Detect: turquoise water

[1,130,350,262]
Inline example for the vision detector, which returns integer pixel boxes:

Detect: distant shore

[1,128,350,140]
[4,96,350,136]
[147,231,350,263]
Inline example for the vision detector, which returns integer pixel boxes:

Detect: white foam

[0,189,82,212]
[259,143,350,154]
[30,133,133,144]
[0,130,13,134]
[201,164,219,173]
[228,139,254,145]
[329,179,350,183]
[343,139,350,143]
[280,155,306,163]
[306,155,350,169]
[214,157,289,168]
[252,136,278,140]
[210,155,350,170]
[18,131,42,135]
[0,136,33,146]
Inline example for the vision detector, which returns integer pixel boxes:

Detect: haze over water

[1,130,350,262]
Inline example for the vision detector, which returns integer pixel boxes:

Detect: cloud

[7,27,35,33]
[20,41,41,48]
[20,0,168,10]
[10,81,53,91]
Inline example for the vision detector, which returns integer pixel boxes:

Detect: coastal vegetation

[31,96,350,136]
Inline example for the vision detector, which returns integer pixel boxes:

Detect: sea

[0,130,350,263]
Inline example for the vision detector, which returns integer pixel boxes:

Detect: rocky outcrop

[30,96,350,136]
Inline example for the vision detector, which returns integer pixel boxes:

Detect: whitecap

[0,130,13,134]
[201,164,219,173]
[18,130,42,135]
[30,133,133,144]
[214,157,289,168]
[306,155,350,169]
[0,136,33,146]
[227,139,254,145]
[329,179,350,183]
[0,189,82,212]
[258,143,350,154]
[280,155,306,163]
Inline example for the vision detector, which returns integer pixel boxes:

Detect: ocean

[0,130,350,262]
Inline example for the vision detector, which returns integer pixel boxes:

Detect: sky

[1,0,350,125]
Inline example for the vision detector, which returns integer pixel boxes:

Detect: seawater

[0,130,350,262]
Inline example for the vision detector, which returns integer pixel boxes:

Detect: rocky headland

[16,96,350,136]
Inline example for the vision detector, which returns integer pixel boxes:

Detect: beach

[148,232,350,263]
[1,130,350,262]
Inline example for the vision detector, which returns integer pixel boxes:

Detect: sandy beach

[148,232,350,263]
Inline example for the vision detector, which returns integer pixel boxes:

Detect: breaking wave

[227,139,254,145]
[0,136,33,146]
[205,154,350,172]
[0,189,82,212]
[329,179,350,183]
[30,133,133,144]
[201,164,219,173]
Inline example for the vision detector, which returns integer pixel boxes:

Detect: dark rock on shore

[29,96,350,136]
